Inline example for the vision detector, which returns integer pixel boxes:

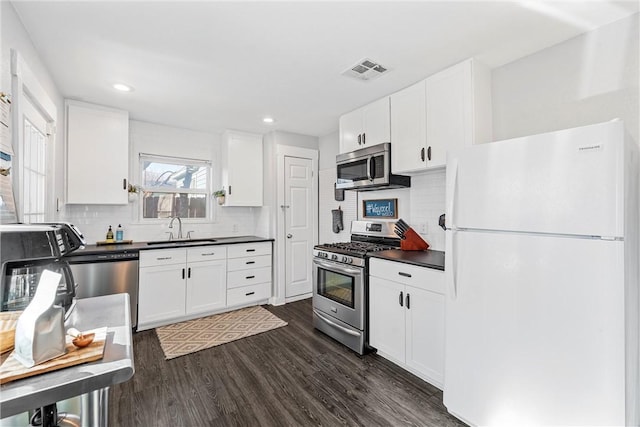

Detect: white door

[447,120,623,237]
[405,285,445,387]
[368,276,405,364]
[186,260,226,315]
[284,156,314,298]
[443,230,625,426]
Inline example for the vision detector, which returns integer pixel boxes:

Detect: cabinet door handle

[188,267,191,278]
[246,261,255,265]
[420,147,425,162]
[123,178,127,190]
[228,185,232,195]
[406,293,410,309]
[357,134,361,145]
[245,291,255,296]
[182,268,185,279]
[399,291,404,307]
[362,132,366,145]
[246,275,255,280]
[427,146,432,161]
[398,272,412,278]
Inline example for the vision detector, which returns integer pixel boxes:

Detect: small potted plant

[213,189,226,205]
[127,184,142,202]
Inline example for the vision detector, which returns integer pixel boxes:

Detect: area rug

[155,306,287,360]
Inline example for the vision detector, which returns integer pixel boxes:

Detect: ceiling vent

[342,58,389,81]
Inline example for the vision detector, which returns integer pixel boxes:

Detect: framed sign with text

[362,198,397,219]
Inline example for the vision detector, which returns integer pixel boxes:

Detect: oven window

[317,267,355,308]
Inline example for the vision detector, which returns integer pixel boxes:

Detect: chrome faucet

[169,216,183,239]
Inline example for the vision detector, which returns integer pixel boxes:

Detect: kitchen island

[0,294,134,425]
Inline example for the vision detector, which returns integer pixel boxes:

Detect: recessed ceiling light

[263,117,275,124]
[112,83,133,92]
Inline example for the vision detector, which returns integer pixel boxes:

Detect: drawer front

[227,267,271,289]
[187,245,226,262]
[369,258,445,294]
[140,248,186,267]
[227,242,271,259]
[227,254,271,272]
[227,282,271,306]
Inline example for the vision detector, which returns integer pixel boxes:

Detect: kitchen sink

[146,238,217,245]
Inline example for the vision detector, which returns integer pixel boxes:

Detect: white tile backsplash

[354,169,446,251]
[61,201,262,244]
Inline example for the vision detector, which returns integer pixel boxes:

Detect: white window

[20,118,47,223]
[139,154,211,220]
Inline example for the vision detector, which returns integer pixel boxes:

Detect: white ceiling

[11,1,639,137]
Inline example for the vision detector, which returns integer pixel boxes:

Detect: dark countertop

[368,249,445,271]
[67,236,274,256]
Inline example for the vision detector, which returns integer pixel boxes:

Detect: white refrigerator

[443,120,639,426]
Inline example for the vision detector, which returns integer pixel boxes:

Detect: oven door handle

[313,259,362,276]
[313,309,361,337]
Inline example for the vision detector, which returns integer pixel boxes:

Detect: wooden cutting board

[0,327,107,385]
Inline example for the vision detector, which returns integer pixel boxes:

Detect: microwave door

[337,156,371,189]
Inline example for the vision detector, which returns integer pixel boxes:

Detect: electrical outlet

[419,222,428,234]
[232,224,239,233]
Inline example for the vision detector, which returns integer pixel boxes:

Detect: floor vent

[342,58,390,81]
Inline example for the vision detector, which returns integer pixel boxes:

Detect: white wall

[1,1,66,219]
[493,13,639,145]
[318,131,357,245]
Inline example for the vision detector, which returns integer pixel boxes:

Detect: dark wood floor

[109,298,466,426]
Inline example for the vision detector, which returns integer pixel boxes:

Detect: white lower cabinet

[138,248,188,329]
[138,242,272,331]
[369,258,445,388]
[226,242,272,307]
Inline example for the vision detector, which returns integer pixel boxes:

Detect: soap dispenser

[106,225,114,242]
[116,224,124,242]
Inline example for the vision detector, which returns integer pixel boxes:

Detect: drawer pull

[246,261,255,265]
[245,291,255,296]
[398,272,412,278]
[157,256,172,261]
[246,249,256,252]
[201,252,216,256]
[246,275,255,280]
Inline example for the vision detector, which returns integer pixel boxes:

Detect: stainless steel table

[0,294,134,425]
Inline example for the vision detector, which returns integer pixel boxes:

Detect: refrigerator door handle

[445,157,458,229]
[445,229,458,300]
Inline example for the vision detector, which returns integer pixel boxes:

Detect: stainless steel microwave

[336,143,410,191]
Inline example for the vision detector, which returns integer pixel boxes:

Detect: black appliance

[0,223,85,317]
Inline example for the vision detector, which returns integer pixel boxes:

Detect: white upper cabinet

[390,80,427,173]
[66,101,129,204]
[391,58,492,174]
[221,130,263,206]
[339,97,390,153]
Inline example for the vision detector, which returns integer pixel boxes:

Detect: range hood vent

[342,58,389,81]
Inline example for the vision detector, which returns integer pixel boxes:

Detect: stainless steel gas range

[312,220,400,354]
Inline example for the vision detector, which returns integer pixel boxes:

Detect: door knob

[287,234,293,239]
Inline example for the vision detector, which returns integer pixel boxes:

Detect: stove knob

[331,254,338,261]
[347,257,353,264]
[341,256,347,263]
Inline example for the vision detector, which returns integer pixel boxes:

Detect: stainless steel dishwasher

[67,251,139,329]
